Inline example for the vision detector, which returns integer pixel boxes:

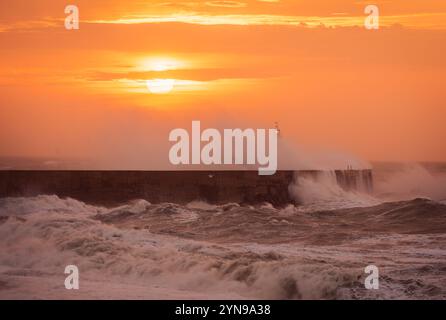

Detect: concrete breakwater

[0,170,373,206]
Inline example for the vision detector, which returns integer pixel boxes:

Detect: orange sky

[0,0,445,167]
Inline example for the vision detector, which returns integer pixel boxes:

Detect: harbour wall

[0,170,373,206]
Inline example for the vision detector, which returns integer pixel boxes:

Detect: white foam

[0,195,104,216]
[107,199,151,215]
[289,171,379,211]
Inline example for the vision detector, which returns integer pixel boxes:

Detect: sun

[146,79,175,94]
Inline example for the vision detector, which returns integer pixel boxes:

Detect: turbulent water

[0,163,445,299]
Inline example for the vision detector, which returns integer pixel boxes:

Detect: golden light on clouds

[138,57,185,72]
[90,12,446,29]
[134,57,208,94]
[146,79,175,94]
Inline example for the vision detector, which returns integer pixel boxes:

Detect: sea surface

[0,161,445,299]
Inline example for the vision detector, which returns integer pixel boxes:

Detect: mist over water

[0,137,372,172]
[277,139,371,171]
[374,162,446,202]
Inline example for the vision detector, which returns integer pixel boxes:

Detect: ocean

[0,161,445,299]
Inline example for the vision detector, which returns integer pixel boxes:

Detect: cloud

[87,67,282,82]
[88,12,446,29]
[205,1,247,8]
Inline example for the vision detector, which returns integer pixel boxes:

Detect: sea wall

[0,170,373,206]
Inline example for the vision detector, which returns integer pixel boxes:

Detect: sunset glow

[0,0,445,163]
[146,79,175,94]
